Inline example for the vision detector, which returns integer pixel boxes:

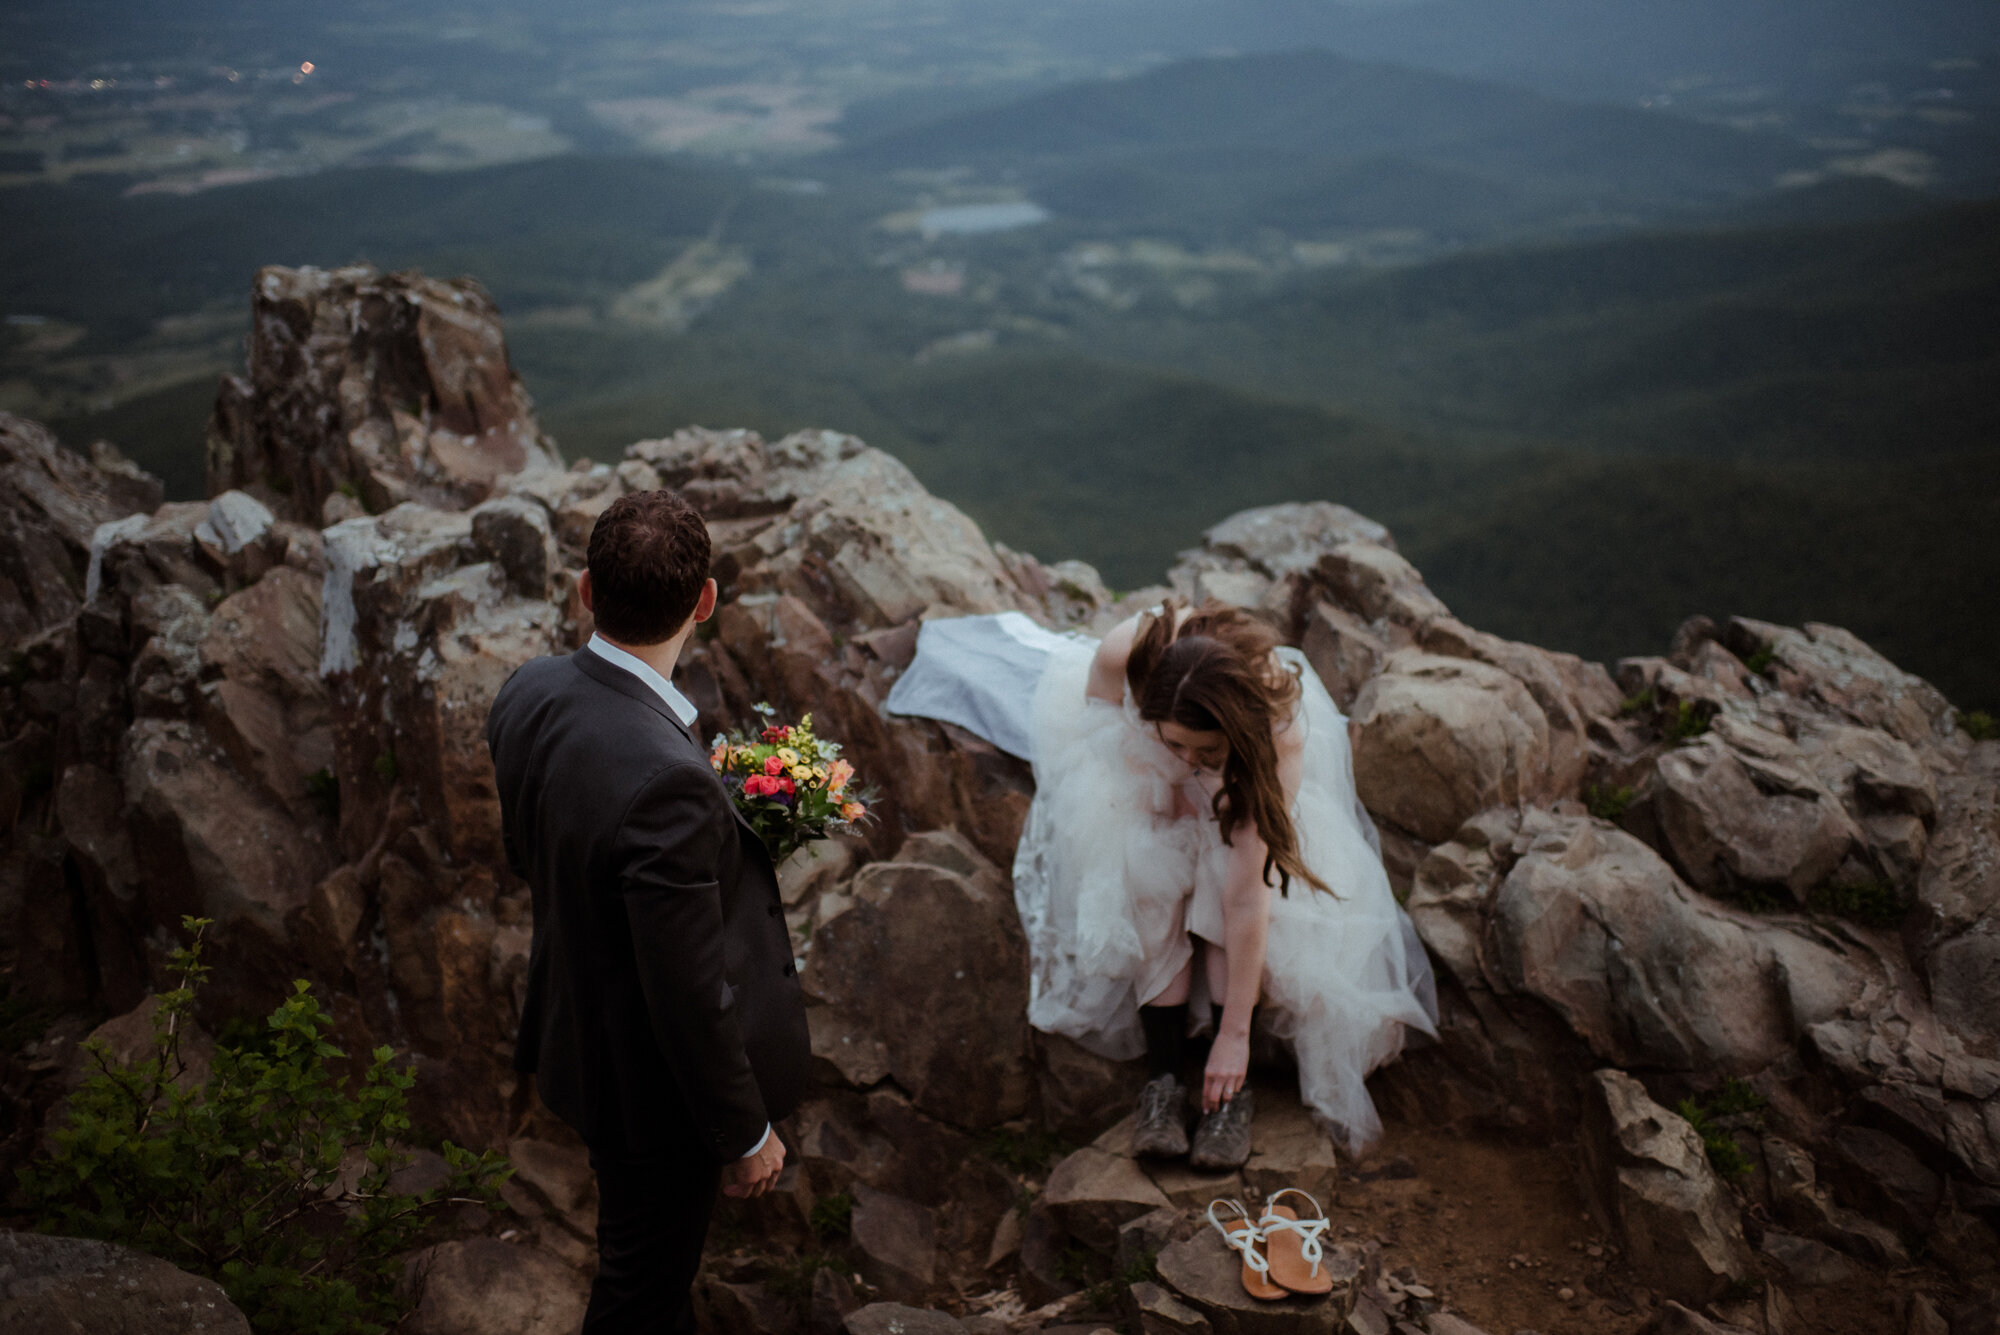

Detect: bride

[888,599,1437,1164]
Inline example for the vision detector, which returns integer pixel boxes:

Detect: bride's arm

[1205,721,1306,1110]
[1085,614,1142,705]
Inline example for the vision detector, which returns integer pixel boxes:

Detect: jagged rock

[507,1136,597,1240]
[1793,721,1937,890]
[0,1229,251,1334]
[812,1267,864,1333]
[0,413,159,656]
[850,1183,938,1299]
[1241,1092,1341,1207]
[400,1238,588,1335]
[1350,652,1554,843]
[1154,1227,1359,1333]
[1407,809,1875,1079]
[1911,743,2000,1053]
[123,715,334,1010]
[1759,1136,1907,1264]
[1125,1279,1214,1335]
[802,835,1031,1129]
[321,503,567,866]
[1650,1302,1757,1335]
[1653,715,1864,904]
[699,1277,802,1335]
[1299,600,1383,711]
[1423,1317,1493,1335]
[1036,1031,1148,1143]
[1042,1145,1173,1254]
[1828,1125,1943,1237]
[1721,618,1956,760]
[1579,1070,1754,1304]
[1756,1229,1859,1286]
[470,495,557,601]
[780,839,857,906]
[209,265,559,521]
[842,1304,965,1335]
[810,1007,894,1089]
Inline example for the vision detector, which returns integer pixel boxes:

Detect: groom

[488,489,810,1333]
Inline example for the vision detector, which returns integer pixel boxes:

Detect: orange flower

[827,758,855,793]
[840,801,866,821]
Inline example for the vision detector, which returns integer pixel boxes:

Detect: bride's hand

[1203,1029,1250,1113]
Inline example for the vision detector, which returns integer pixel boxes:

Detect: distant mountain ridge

[840,49,1817,240]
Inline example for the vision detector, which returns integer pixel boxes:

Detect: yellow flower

[776,747,800,766]
[789,765,813,785]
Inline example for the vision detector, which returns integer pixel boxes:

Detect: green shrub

[982,1125,1071,1176]
[808,1190,854,1241]
[1664,700,1710,745]
[1584,783,1635,821]
[1744,645,1776,675]
[16,917,510,1335]
[304,767,341,821]
[1811,877,1905,928]
[1965,710,1997,742]
[1618,688,1655,717]
[1675,1097,1754,1180]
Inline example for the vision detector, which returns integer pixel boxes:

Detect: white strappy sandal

[1258,1187,1334,1295]
[1207,1198,1287,1301]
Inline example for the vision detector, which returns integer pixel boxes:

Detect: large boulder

[400,1238,588,1335]
[0,1229,250,1334]
[1579,1070,1755,1304]
[0,414,159,657]
[208,265,560,522]
[1652,715,1865,905]
[1349,652,1554,844]
[1721,618,1958,763]
[1407,808,1876,1077]
[1911,743,2000,1054]
[801,833,1032,1130]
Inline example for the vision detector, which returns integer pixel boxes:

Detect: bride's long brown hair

[1126,599,1329,896]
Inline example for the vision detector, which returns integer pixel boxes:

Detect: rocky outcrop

[5,265,1995,1327]
[400,1238,589,1335]
[0,1229,251,1334]
[208,265,560,523]
[1579,1070,1755,1304]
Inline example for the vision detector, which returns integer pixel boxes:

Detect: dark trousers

[583,1148,722,1335]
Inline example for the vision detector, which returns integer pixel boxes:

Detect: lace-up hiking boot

[1131,1074,1190,1158]
[1189,1089,1255,1170]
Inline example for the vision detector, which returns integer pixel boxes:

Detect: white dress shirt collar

[585,634,699,727]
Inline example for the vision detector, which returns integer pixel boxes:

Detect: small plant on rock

[16,917,510,1335]
[1811,877,1905,928]
[1618,688,1655,717]
[808,1189,855,1241]
[1584,783,1635,821]
[1744,645,1776,676]
[1664,700,1710,745]
[1676,1078,1764,1180]
[1964,710,1997,742]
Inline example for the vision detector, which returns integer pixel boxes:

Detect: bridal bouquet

[710,703,873,865]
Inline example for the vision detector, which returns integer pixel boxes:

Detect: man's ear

[692,578,718,624]
[578,568,595,613]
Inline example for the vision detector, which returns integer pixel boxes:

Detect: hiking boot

[1189,1088,1255,1170]
[1131,1074,1190,1158]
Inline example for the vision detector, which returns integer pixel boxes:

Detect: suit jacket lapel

[569,649,772,851]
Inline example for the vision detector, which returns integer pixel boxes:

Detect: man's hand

[720,1133,786,1198]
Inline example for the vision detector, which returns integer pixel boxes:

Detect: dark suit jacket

[488,648,810,1162]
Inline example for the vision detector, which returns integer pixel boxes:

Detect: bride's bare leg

[1145,953,1195,1007]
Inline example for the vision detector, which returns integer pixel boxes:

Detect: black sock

[1140,1003,1187,1081]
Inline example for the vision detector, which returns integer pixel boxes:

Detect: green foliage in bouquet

[16,917,511,1335]
[710,703,875,865]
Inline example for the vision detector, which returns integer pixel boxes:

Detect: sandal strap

[1205,1199,1271,1276]
[1259,1189,1329,1276]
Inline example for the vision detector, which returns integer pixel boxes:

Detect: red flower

[744,774,775,797]
[763,755,785,777]
[778,776,795,796]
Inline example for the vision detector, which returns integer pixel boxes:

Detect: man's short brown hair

[586,490,711,645]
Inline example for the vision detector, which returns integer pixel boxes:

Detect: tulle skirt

[1011,640,1437,1154]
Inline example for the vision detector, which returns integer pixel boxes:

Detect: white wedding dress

[886,613,1437,1153]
